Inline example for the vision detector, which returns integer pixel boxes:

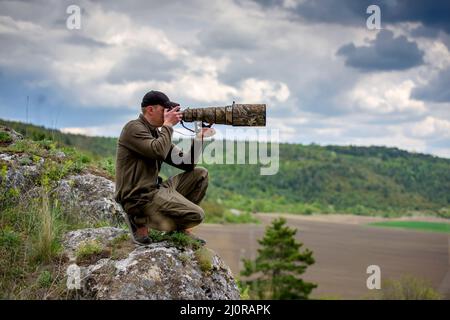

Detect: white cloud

[1,0,450,159]
[61,123,124,137]
[345,79,426,114]
[407,116,450,139]
[420,38,450,71]
[238,78,290,103]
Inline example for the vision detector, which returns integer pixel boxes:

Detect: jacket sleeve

[120,123,174,160]
[164,138,203,171]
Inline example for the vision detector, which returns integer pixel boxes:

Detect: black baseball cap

[141,90,180,109]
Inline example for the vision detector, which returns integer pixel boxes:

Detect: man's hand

[195,126,216,140]
[163,106,182,127]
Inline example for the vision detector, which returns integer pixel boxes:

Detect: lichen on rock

[0,147,124,226]
[53,174,125,226]
[61,227,240,300]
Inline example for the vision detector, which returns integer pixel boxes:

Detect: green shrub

[236,279,250,300]
[37,270,52,288]
[148,230,202,249]
[0,132,12,143]
[223,211,259,224]
[167,231,202,249]
[0,228,22,276]
[100,157,115,176]
[0,227,21,249]
[37,140,57,151]
[378,275,442,300]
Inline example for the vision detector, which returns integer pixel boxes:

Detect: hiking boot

[123,213,152,246]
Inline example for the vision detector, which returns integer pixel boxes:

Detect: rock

[54,151,66,159]
[0,126,23,146]
[62,227,240,300]
[63,227,128,258]
[0,152,43,194]
[0,126,122,225]
[0,149,123,225]
[53,174,125,226]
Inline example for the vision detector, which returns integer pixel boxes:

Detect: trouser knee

[194,166,208,185]
[177,206,204,230]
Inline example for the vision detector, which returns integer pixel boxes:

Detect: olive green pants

[126,167,208,231]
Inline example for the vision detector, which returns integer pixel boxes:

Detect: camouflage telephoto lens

[181,104,266,126]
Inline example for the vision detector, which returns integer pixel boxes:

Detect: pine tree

[241,217,317,299]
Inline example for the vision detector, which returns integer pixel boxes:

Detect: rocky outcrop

[0,152,43,193]
[0,141,124,226]
[53,174,125,226]
[62,227,240,300]
[1,127,240,300]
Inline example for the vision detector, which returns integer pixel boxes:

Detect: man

[114,90,215,245]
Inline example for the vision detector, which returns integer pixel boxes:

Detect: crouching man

[114,90,215,245]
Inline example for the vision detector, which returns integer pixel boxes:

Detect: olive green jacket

[114,114,200,211]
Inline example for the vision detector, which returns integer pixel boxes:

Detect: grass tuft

[194,247,213,273]
[37,270,53,288]
[75,239,104,263]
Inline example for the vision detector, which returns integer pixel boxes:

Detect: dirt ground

[196,213,450,299]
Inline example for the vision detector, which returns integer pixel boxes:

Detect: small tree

[241,217,317,299]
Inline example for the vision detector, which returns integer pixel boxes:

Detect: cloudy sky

[1,0,450,157]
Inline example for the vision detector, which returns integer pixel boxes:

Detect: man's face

[147,105,165,126]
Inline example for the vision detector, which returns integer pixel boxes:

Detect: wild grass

[0,190,66,298]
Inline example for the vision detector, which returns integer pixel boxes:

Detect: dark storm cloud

[106,49,182,83]
[336,30,424,72]
[0,69,134,128]
[412,67,450,103]
[255,0,450,35]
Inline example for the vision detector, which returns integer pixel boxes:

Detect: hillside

[0,126,239,299]
[1,118,449,217]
